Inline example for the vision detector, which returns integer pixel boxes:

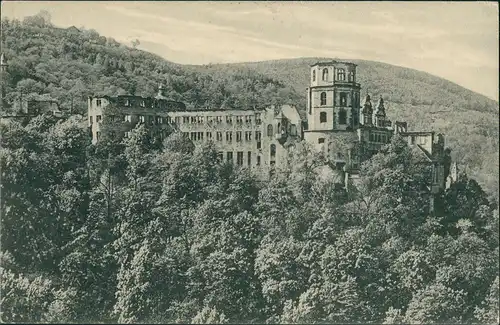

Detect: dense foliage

[0,14,300,116]
[1,114,498,323]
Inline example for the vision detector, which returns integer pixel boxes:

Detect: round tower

[306,60,361,132]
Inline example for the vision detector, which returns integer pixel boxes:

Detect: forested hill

[0,14,498,202]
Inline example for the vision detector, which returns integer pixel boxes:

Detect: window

[337,68,346,81]
[322,68,328,81]
[96,131,101,140]
[236,116,243,124]
[320,92,327,106]
[411,136,416,144]
[348,71,354,82]
[290,124,297,136]
[245,116,252,124]
[245,131,252,141]
[140,100,145,107]
[216,132,222,141]
[257,156,261,166]
[339,92,347,107]
[217,152,224,162]
[96,115,102,123]
[236,131,242,142]
[237,152,244,165]
[89,116,93,125]
[312,70,316,82]
[227,152,233,163]
[255,113,262,125]
[138,115,145,123]
[338,110,347,125]
[175,117,181,125]
[257,141,261,150]
[198,116,204,124]
[247,151,252,166]
[320,112,327,123]
[207,116,213,124]
[124,131,131,138]
[155,116,163,124]
[183,116,189,123]
[216,116,223,124]
[270,144,276,158]
[369,133,374,142]
[206,132,212,140]
[96,99,102,107]
[198,132,204,141]
[256,131,262,141]
[125,99,130,107]
[190,132,196,141]
[318,138,325,144]
[226,131,233,143]
[267,124,273,137]
[377,134,381,142]
[226,116,232,124]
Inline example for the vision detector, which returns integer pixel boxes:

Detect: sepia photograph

[0,0,498,323]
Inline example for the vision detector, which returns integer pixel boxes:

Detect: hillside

[0,14,498,202]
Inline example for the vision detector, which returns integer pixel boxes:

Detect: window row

[370,133,390,143]
[183,131,262,143]
[94,99,186,110]
[265,124,298,137]
[312,68,355,82]
[90,113,262,126]
[218,151,262,166]
[319,92,349,107]
[318,110,347,125]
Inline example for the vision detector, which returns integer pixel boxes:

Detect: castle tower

[360,95,373,126]
[306,61,361,132]
[373,96,386,127]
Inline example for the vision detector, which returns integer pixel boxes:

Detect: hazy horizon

[2,1,498,101]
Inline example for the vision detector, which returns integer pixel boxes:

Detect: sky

[1,1,498,101]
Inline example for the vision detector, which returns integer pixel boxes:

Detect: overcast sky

[2,1,498,100]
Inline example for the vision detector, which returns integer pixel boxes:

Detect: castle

[88,60,453,198]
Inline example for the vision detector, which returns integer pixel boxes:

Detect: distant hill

[1,14,498,203]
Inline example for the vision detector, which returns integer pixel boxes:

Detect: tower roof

[375,96,386,116]
[362,94,372,114]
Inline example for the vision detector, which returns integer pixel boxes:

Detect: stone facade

[88,60,453,193]
[88,86,303,179]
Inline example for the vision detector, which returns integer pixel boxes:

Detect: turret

[361,94,373,126]
[373,96,386,127]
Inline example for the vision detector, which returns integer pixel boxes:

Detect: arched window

[338,110,347,125]
[312,70,316,82]
[337,68,346,81]
[320,92,327,106]
[320,112,327,123]
[322,68,329,81]
[267,124,273,137]
[270,144,276,158]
